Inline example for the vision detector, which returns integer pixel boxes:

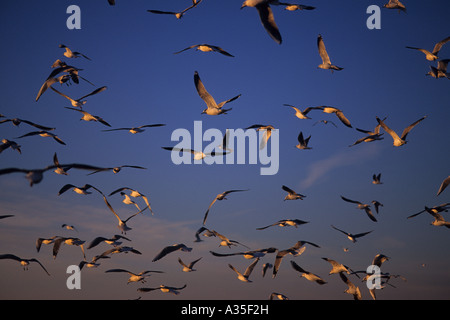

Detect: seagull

[0,162,107,186]
[209,247,277,259]
[52,237,86,260]
[147,0,202,19]
[427,59,450,79]
[317,106,352,128]
[58,183,101,196]
[102,124,166,134]
[109,187,154,215]
[52,153,71,175]
[407,203,450,219]
[162,146,229,160]
[178,257,202,272]
[59,44,91,60]
[152,244,192,262]
[372,173,382,185]
[372,254,390,268]
[174,44,234,57]
[202,189,249,225]
[102,195,149,234]
[322,258,351,275]
[331,225,373,243]
[406,36,450,61]
[228,258,260,282]
[15,130,66,145]
[245,124,275,150]
[78,254,110,270]
[275,2,315,11]
[62,224,77,232]
[317,34,343,72]
[283,104,322,119]
[269,292,289,300]
[105,269,164,284]
[87,234,131,249]
[87,165,147,175]
[296,131,312,150]
[425,206,450,228]
[272,240,320,278]
[137,284,187,295]
[339,272,362,300]
[51,86,107,108]
[290,261,327,285]
[437,176,450,196]
[65,107,112,127]
[0,139,21,154]
[0,117,55,131]
[0,254,50,276]
[194,71,241,115]
[341,196,377,222]
[241,0,282,44]
[313,120,337,127]
[262,263,273,277]
[256,219,309,230]
[348,133,384,147]
[372,200,384,214]
[36,236,60,252]
[383,0,407,13]
[282,185,306,200]
[99,245,142,257]
[376,115,427,147]
[211,230,249,249]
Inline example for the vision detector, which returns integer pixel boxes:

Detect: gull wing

[317,34,331,65]
[437,176,450,196]
[78,86,107,101]
[400,116,427,141]
[243,258,259,277]
[194,71,218,109]
[432,36,450,55]
[255,3,282,44]
[340,196,362,205]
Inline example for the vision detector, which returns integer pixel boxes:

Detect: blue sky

[0,0,449,300]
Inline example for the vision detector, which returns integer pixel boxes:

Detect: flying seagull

[372,200,384,214]
[383,0,406,13]
[102,124,166,134]
[339,272,362,300]
[341,196,377,222]
[425,206,450,228]
[241,0,282,44]
[270,292,289,300]
[147,0,202,19]
[51,86,107,108]
[317,106,352,128]
[372,173,382,185]
[0,139,21,154]
[36,236,60,252]
[246,124,276,150]
[16,130,66,145]
[296,131,312,150]
[427,59,450,79]
[87,234,131,250]
[87,165,147,175]
[406,36,450,61]
[0,254,50,276]
[59,44,91,60]
[437,176,450,196]
[202,189,249,225]
[78,254,111,270]
[272,240,320,278]
[275,2,315,11]
[108,187,154,215]
[99,245,142,257]
[152,244,192,262]
[283,104,322,119]
[331,225,373,243]
[62,224,77,232]
[0,117,55,131]
[58,183,102,196]
[102,196,149,234]
[322,258,352,275]
[349,133,384,147]
[376,115,427,147]
[290,261,327,285]
[407,202,450,219]
[194,71,241,115]
[162,146,229,160]
[211,230,249,249]
[52,237,86,260]
[256,219,309,230]
[282,185,306,200]
[228,258,260,282]
[137,284,187,295]
[105,269,164,284]
[65,107,111,127]
[317,34,343,72]
[178,257,202,272]
[174,44,234,57]
[210,247,276,259]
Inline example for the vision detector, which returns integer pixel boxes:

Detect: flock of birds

[0,0,449,301]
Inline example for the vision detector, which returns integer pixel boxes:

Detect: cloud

[298,144,381,190]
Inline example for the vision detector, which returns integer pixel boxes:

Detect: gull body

[59,44,91,60]
[383,0,406,13]
[322,257,351,274]
[290,261,327,285]
[52,237,86,260]
[282,185,305,200]
[317,34,343,72]
[296,131,312,150]
[229,258,259,282]
[178,257,202,272]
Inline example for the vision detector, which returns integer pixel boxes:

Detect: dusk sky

[0,0,449,301]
